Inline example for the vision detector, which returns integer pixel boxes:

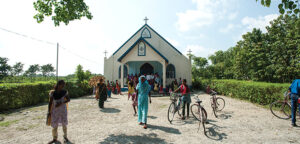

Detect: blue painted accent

[117,37,169,63]
[141,27,151,38]
[112,24,182,56]
[138,41,146,56]
[121,88,128,92]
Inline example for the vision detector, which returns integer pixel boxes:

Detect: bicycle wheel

[199,107,206,134]
[168,103,176,123]
[191,104,200,121]
[212,101,218,118]
[177,102,182,117]
[216,97,225,111]
[270,101,291,120]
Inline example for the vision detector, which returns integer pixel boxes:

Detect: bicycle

[270,91,295,120]
[210,90,225,118]
[190,95,207,134]
[167,92,182,123]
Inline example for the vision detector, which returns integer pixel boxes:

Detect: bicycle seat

[196,100,202,103]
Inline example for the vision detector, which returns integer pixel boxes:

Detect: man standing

[289,79,300,127]
[136,75,152,129]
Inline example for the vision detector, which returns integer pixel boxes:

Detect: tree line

[0,57,55,82]
[192,14,299,83]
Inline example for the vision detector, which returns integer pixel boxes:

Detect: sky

[0,0,280,76]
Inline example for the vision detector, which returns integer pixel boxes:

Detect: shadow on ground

[217,111,233,120]
[99,133,166,144]
[204,121,227,141]
[148,116,157,119]
[100,108,121,113]
[148,124,181,134]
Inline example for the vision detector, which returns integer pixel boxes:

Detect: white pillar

[162,61,166,89]
[121,63,124,88]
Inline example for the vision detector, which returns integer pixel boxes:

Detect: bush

[0,81,92,111]
[194,79,290,105]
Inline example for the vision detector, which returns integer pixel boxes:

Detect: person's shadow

[100,108,121,113]
[147,124,181,134]
[99,133,166,144]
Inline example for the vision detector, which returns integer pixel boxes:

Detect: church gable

[112,24,182,58]
[117,38,169,63]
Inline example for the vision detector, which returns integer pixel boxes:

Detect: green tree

[41,64,55,77]
[12,62,24,76]
[25,64,40,81]
[257,0,299,15]
[33,0,93,26]
[0,57,11,80]
[75,64,85,83]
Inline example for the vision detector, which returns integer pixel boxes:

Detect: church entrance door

[140,63,154,75]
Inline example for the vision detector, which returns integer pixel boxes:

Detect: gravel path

[0,91,299,144]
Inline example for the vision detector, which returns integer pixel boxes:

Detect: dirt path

[0,91,299,144]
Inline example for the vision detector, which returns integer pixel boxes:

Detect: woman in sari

[136,76,152,129]
[97,79,108,108]
[47,80,70,144]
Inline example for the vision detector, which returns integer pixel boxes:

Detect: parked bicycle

[270,91,296,119]
[190,95,207,134]
[167,92,182,123]
[210,90,225,118]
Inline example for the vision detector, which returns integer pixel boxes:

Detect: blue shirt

[289,79,300,95]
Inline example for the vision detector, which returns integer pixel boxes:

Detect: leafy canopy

[33,0,93,26]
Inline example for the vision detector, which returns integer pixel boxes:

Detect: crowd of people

[46,76,192,143]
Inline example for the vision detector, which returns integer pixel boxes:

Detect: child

[128,81,138,115]
[159,85,164,95]
[154,82,159,92]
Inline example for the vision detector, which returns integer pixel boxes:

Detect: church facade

[104,24,192,88]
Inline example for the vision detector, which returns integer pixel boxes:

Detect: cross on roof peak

[188,49,192,55]
[144,17,149,24]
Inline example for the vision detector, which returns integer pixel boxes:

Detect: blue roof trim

[113,25,146,55]
[145,24,182,55]
[117,38,169,63]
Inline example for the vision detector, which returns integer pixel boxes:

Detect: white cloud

[166,37,179,47]
[219,24,235,33]
[241,14,278,32]
[176,0,235,32]
[184,45,217,58]
[228,12,238,20]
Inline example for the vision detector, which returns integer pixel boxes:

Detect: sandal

[139,122,144,125]
[143,124,148,129]
[48,139,58,144]
[64,137,70,143]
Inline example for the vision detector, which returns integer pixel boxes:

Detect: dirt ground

[0,91,300,144]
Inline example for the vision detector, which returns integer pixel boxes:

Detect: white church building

[104,21,192,89]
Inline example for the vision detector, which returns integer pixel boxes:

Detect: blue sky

[0,0,280,75]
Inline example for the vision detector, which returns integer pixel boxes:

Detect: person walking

[174,79,191,120]
[289,79,300,127]
[47,80,71,144]
[136,75,152,129]
[107,80,112,98]
[97,79,108,108]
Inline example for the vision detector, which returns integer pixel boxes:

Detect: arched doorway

[140,63,154,75]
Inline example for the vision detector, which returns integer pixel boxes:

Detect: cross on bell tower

[104,50,108,57]
[144,17,149,24]
[187,49,192,56]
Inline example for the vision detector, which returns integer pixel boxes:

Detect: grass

[0,120,19,127]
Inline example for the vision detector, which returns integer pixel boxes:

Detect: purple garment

[50,92,68,128]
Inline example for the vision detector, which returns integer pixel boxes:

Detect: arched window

[119,65,128,79]
[166,64,175,78]
[141,28,151,38]
[138,42,146,56]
